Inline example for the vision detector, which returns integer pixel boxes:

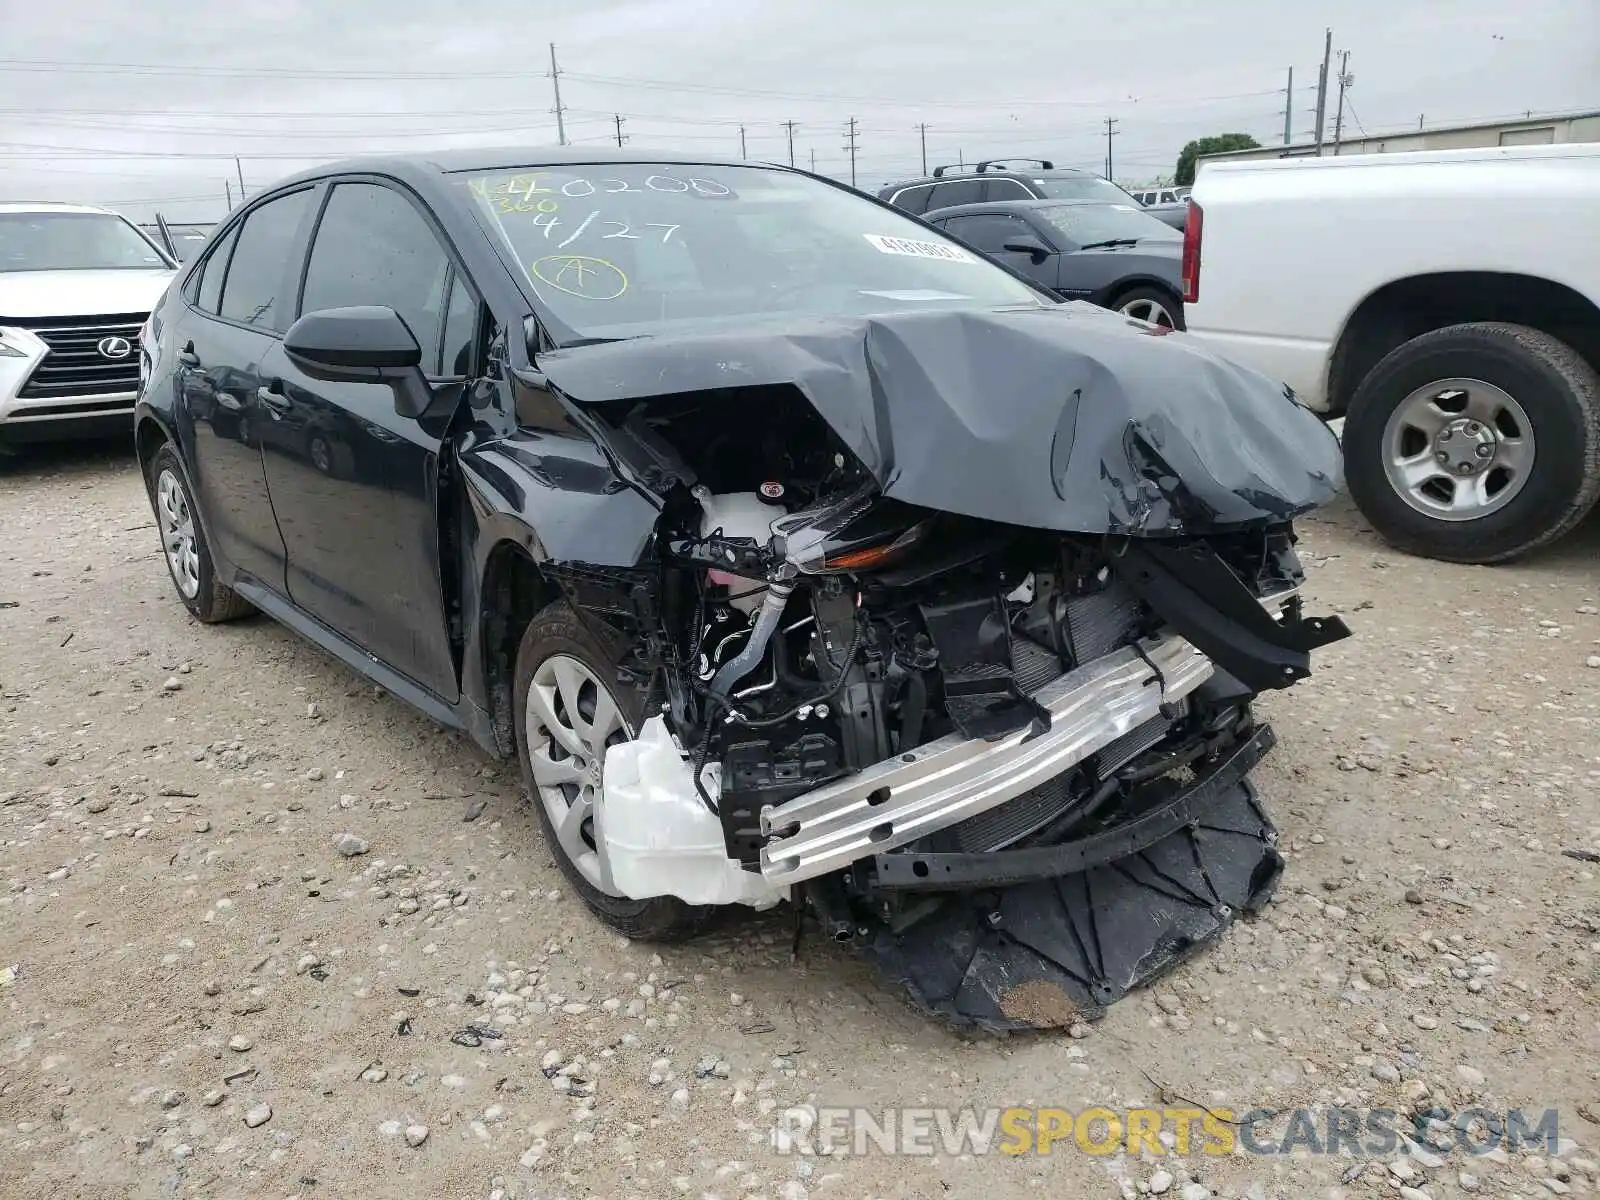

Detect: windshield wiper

[1077,238,1141,250]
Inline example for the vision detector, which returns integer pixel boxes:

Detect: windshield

[1036,202,1181,246]
[0,212,171,273]
[1029,176,1137,204]
[456,163,1045,340]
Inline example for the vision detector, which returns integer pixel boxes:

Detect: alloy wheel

[156,468,201,599]
[524,653,634,895]
[1380,377,1535,521]
[1118,296,1177,329]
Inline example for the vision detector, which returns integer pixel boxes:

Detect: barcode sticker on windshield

[863,234,976,263]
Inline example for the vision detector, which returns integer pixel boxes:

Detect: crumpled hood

[538,302,1344,535]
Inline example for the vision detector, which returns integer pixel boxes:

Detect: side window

[194,223,240,314]
[438,271,479,377]
[300,183,452,374]
[983,178,1032,202]
[218,189,313,332]
[941,214,1032,256]
[927,180,983,211]
[889,186,931,215]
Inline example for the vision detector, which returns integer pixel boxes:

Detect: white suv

[1,202,178,449]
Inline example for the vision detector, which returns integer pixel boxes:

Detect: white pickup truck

[1183,143,1600,564]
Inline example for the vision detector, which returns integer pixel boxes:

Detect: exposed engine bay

[539,379,1351,1032]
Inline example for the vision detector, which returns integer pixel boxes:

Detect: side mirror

[1002,234,1051,261]
[283,306,431,419]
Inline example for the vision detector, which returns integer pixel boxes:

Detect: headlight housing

[0,327,27,358]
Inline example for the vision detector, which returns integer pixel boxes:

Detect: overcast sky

[2,0,1595,223]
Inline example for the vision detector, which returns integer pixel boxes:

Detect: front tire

[1113,285,1185,331]
[512,601,711,941]
[1343,323,1600,564]
[145,442,254,623]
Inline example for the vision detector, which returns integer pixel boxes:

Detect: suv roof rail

[931,163,965,178]
[975,158,1055,173]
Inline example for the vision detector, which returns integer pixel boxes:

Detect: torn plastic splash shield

[537,303,1344,535]
[858,733,1284,1032]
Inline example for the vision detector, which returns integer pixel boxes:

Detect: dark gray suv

[877,159,1137,215]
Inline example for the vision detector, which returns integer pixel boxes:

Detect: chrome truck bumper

[758,628,1212,886]
[757,588,1302,887]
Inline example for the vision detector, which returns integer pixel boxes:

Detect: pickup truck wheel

[1344,322,1600,564]
[512,602,713,942]
[144,443,255,623]
[1114,286,1185,331]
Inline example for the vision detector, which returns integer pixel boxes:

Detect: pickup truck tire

[513,601,714,942]
[1344,322,1600,564]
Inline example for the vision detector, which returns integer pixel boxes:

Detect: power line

[0,56,1285,110]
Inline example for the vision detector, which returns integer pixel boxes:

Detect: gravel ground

[2,443,1598,1200]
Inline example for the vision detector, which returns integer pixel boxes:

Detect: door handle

[177,341,200,368]
[256,379,290,413]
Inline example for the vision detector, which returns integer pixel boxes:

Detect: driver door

[257,179,480,701]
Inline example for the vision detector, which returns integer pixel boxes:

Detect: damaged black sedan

[134,149,1349,1032]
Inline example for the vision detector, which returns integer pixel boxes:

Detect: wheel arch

[478,538,563,757]
[1326,271,1600,419]
[1105,274,1183,307]
[134,409,174,475]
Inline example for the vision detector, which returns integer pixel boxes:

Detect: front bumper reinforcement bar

[866,722,1277,891]
[758,628,1213,885]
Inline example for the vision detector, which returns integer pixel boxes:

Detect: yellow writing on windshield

[530,254,629,300]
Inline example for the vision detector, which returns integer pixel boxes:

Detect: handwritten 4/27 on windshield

[526,212,680,248]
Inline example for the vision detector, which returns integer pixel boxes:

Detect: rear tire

[144,442,254,623]
[512,601,712,941]
[1343,322,1600,564]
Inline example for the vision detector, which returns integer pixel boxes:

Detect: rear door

[256,178,476,701]
[176,187,316,591]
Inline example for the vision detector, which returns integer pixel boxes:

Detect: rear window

[1031,176,1137,204]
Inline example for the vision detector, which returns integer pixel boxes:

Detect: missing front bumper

[758,629,1213,886]
[856,737,1284,1032]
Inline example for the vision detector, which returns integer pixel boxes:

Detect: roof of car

[0,201,122,216]
[268,145,784,192]
[924,198,1130,217]
[880,166,1101,190]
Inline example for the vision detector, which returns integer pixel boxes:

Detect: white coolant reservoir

[694,486,783,614]
[598,717,787,909]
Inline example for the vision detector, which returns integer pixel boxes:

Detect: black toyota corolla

[134,148,1347,1031]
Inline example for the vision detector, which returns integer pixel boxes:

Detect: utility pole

[782,120,798,166]
[224,179,233,210]
[1102,117,1119,181]
[549,44,568,146]
[842,117,859,188]
[739,124,747,159]
[234,156,246,201]
[1332,51,1352,153]
[809,148,817,172]
[1282,67,1294,144]
[916,122,929,175]
[613,114,627,147]
[1312,27,1332,153]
